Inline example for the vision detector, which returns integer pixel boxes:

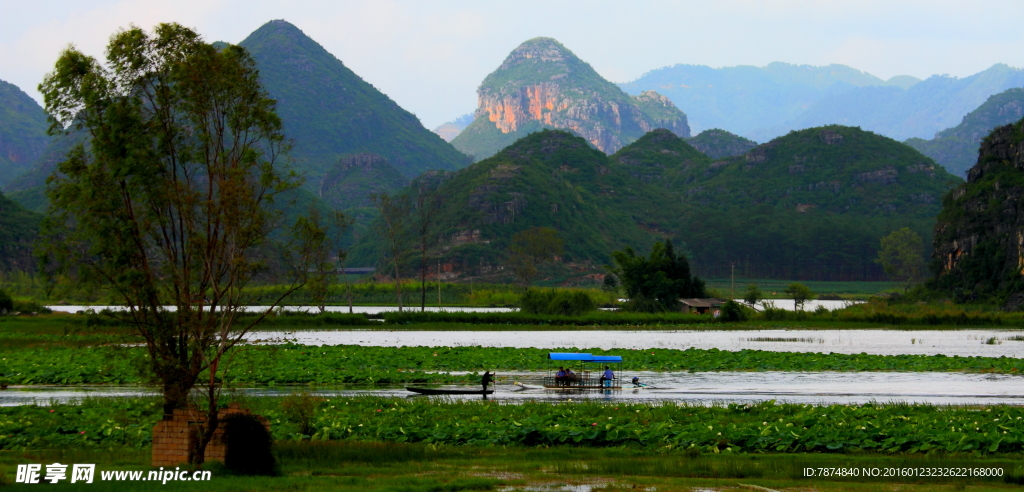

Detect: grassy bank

[4,442,1023,490]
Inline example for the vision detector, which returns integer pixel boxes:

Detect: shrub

[520,289,597,316]
[12,299,51,314]
[719,299,747,322]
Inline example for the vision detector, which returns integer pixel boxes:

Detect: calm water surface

[4,371,1023,406]
[45,300,854,314]
[247,329,1024,358]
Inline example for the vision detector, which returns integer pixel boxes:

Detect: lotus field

[5,397,1024,456]
[3,343,1024,385]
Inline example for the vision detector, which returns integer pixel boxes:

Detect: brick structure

[151,404,269,467]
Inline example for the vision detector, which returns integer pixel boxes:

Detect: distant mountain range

[2,20,472,210]
[906,88,1024,177]
[451,38,690,161]
[619,62,1024,144]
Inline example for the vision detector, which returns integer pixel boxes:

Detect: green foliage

[0,190,41,271]
[930,118,1024,300]
[664,125,960,281]
[319,153,410,210]
[719,299,747,322]
[510,227,564,286]
[743,284,762,307]
[612,240,706,312]
[685,128,758,160]
[519,289,596,316]
[0,289,11,313]
[876,227,926,290]
[7,338,1024,389]
[239,20,469,179]
[0,79,50,187]
[783,283,814,310]
[12,397,1024,455]
[352,130,671,269]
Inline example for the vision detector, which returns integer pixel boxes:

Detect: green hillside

[610,129,711,186]
[319,153,409,210]
[906,88,1024,178]
[0,79,50,188]
[239,20,470,180]
[452,37,689,161]
[644,126,963,280]
[686,129,758,159]
[351,130,672,270]
[0,189,41,271]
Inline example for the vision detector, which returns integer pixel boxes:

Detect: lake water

[5,371,1023,406]
[247,328,1024,358]
[44,299,855,314]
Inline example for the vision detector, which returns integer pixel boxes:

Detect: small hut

[680,298,725,314]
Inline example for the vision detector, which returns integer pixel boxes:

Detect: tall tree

[415,187,440,311]
[876,227,927,292]
[370,191,411,311]
[38,24,316,465]
[784,282,814,310]
[611,240,706,312]
[509,227,563,287]
[292,208,349,313]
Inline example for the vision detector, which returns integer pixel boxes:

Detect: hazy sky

[3,0,1024,128]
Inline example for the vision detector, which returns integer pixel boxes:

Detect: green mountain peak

[240,20,470,180]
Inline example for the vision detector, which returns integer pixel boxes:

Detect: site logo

[14,464,212,484]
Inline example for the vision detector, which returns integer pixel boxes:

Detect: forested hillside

[0,79,50,188]
[685,129,758,159]
[352,126,959,282]
[351,130,675,272]
[906,88,1024,178]
[657,126,961,279]
[0,189,41,271]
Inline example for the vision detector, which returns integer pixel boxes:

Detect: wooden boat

[406,387,494,395]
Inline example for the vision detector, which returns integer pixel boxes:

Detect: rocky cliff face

[932,118,1024,301]
[452,37,690,161]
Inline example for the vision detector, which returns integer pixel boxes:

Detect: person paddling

[481,370,494,392]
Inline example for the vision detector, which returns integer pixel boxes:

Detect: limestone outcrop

[452,38,690,161]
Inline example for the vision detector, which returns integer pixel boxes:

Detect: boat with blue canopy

[542,352,624,390]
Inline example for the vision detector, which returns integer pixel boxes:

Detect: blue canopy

[548,352,593,361]
[548,353,623,363]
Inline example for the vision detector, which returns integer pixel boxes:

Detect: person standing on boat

[600,365,615,386]
[482,370,494,392]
